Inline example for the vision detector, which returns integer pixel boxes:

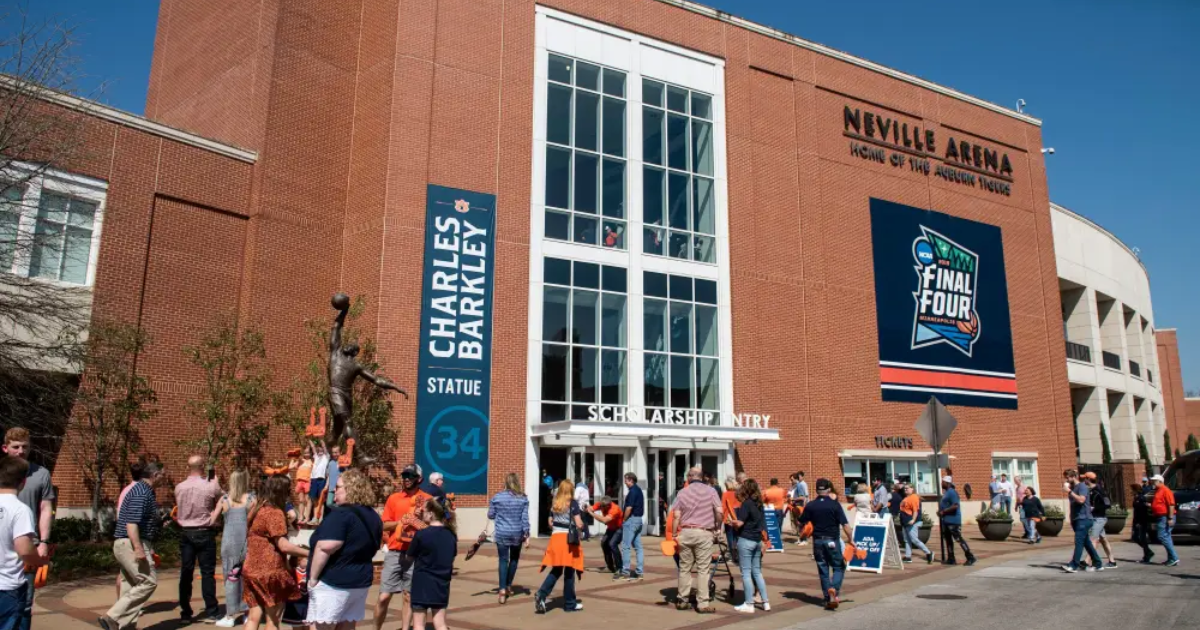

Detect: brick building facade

[1157,329,1200,451]
[39,0,1086,530]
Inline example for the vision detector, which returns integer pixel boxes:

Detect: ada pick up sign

[848,514,892,574]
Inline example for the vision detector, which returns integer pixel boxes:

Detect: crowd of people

[1060,469,1178,573]
[0,424,1189,630]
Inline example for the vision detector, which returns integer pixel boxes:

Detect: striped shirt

[487,490,530,545]
[115,480,159,541]
[671,481,722,530]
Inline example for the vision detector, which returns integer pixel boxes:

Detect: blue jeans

[621,516,644,574]
[724,525,737,561]
[16,575,32,630]
[537,567,576,607]
[497,542,523,592]
[0,586,28,630]
[600,529,623,572]
[1156,517,1179,563]
[736,538,768,606]
[903,522,931,558]
[1069,519,1102,568]
[1023,518,1040,541]
[812,538,845,599]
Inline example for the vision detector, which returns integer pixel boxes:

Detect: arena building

[10,0,1174,530]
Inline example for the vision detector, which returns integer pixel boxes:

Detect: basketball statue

[327,293,408,451]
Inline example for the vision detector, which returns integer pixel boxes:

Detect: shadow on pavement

[780,590,827,606]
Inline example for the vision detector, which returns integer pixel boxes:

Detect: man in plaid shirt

[669,467,722,614]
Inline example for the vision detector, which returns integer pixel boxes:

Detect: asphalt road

[784,540,1199,630]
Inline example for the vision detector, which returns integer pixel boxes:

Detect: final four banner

[414,184,496,494]
[869,198,1017,409]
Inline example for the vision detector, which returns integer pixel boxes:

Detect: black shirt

[798,495,848,540]
[888,492,904,516]
[1020,496,1044,519]
[735,500,765,541]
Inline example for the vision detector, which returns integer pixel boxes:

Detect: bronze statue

[327,293,408,448]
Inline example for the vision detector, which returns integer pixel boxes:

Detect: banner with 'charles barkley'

[869,198,1017,409]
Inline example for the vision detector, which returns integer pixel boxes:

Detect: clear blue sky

[10,0,1199,390]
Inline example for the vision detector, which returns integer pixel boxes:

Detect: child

[408,499,457,630]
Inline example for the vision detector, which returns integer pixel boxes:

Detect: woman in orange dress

[243,475,309,630]
[534,480,585,614]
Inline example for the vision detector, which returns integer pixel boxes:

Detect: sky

[6,0,1199,390]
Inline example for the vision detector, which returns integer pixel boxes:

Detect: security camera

[1041,148,1055,155]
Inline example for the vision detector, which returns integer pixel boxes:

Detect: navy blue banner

[763,506,785,552]
[848,516,890,573]
[414,185,497,494]
[869,198,1017,409]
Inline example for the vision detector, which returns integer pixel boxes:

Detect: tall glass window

[641,79,715,263]
[544,54,628,249]
[643,271,719,419]
[542,257,628,421]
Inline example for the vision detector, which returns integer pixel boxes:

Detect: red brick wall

[55,0,1071,508]
[1156,330,1194,450]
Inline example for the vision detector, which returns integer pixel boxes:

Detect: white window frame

[1,161,107,288]
[992,453,1039,495]
[527,7,731,431]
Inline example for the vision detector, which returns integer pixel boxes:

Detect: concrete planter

[1035,517,1064,537]
[1104,516,1127,535]
[978,519,1013,541]
[893,522,933,544]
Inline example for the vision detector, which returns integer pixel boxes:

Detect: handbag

[567,508,581,545]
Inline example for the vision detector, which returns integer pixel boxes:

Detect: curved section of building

[1052,202,1165,465]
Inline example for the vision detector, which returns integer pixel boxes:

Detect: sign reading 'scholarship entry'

[869,198,1017,410]
[414,184,497,494]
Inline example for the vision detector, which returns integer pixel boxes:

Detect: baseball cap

[815,478,833,492]
[1150,474,1164,482]
[941,476,953,483]
[401,463,423,479]
[1082,472,1097,481]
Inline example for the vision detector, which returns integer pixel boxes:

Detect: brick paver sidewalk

[35,528,1071,630]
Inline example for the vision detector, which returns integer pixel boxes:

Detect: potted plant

[975,506,1013,541]
[1036,504,1065,537]
[1104,507,1128,535]
[919,512,933,544]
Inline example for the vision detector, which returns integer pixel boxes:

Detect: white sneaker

[734,603,755,614]
[215,618,237,628]
[762,602,771,611]
[800,540,809,546]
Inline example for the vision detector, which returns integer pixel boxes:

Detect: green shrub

[974,507,1012,522]
[1043,504,1065,519]
[920,512,933,527]
[50,517,98,544]
[1106,507,1129,518]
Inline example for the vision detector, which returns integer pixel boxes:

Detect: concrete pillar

[1062,286,1099,358]
[1072,386,1103,463]
[1096,294,1125,368]
[1107,390,1137,461]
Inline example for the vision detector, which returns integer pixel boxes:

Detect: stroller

[708,536,737,603]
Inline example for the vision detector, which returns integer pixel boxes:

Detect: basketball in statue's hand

[331,293,351,310]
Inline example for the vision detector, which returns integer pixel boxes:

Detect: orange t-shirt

[1151,485,1175,517]
[763,486,787,509]
[295,460,312,482]
[590,502,623,531]
[721,490,741,523]
[900,494,921,518]
[382,488,432,551]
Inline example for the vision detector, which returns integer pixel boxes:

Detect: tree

[67,320,155,539]
[278,296,399,471]
[1186,389,1200,398]
[1137,434,1152,477]
[1100,423,1112,464]
[1164,430,1173,463]
[1188,434,1200,452]
[181,318,279,472]
[0,8,104,461]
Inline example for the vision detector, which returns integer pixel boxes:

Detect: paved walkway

[36,529,1073,630]
[780,540,1199,630]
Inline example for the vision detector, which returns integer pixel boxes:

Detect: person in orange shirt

[899,484,933,564]
[1149,474,1179,566]
[293,446,313,525]
[374,464,432,630]
[762,478,787,537]
[721,477,741,564]
[589,496,624,573]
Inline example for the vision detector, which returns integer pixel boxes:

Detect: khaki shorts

[380,550,414,594]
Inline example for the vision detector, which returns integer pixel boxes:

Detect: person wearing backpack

[1084,473,1117,569]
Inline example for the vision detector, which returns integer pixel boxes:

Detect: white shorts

[305,581,370,625]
